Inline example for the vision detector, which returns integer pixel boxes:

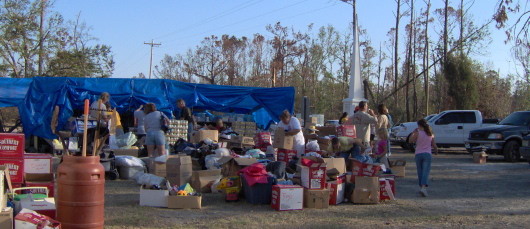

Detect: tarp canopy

[0,77,295,139]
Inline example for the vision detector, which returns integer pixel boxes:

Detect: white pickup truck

[390,110,499,151]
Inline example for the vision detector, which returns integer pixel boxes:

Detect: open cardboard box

[139,186,168,207]
[167,195,202,209]
[218,156,257,177]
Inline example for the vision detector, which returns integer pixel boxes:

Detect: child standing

[373,128,390,171]
[408,119,438,197]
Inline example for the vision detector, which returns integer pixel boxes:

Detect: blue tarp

[0,78,32,107]
[3,77,294,139]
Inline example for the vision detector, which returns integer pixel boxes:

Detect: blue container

[241,175,277,204]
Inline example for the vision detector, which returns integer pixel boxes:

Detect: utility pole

[144,39,161,79]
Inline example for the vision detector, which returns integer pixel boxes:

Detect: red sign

[0,133,25,158]
[0,158,24,183]
[336,125,356,138]
[277,149,297,163]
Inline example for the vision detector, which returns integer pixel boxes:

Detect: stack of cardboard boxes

[350,159,397,204]
[299,157,329,209]
[0,133,25,191]
[231,121,257,138]
[273,128,296,163]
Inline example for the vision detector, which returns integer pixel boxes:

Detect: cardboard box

[192,130,219,143]
[14,208,60,229]
[336,125,356,138]
[351,160,382,183]
[355,176,380,190]
[0,207,13,229]
[271,185,303,211]
[24,173,54,197]
[303,188,330,209]
[390,160,406,177]
[218,156,257,177]
[16,197,56,220]
[353,189,380,204]
[322,158,346,177]
[254,132,272,146]
[379,177,395,201]
[315,127,337,137]
[473,152,487,164]
[139,186,169,207]
[327,174,346,205]
[277,149,297,164]
[231,135,255,145]
[166,155,192,187]
[191,169,222,193]
[23,154,52,174]
[145,158,166,178]
[0,133,25,158]
[300,162,327,189]
[272,128,294,150]
[0,159,24,183]
[167,195,202,209]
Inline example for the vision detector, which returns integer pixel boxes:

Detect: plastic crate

[241,175,276,204]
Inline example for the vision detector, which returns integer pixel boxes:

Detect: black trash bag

[266,161,286,180]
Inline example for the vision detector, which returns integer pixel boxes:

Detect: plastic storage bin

[241,175,277,204]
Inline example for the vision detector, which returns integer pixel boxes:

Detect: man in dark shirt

[177,99,195,141]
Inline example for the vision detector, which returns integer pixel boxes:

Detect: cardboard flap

[192,169,221,178]
[0,166,12,193]
[24,173,54,182]
[392,160,407,166]
[167,155,192,165]
[322,158,346,175]
[233,158,257,166]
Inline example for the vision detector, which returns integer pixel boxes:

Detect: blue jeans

[187,122,194,142]
[339,145,361,164]
[415,153,432,187]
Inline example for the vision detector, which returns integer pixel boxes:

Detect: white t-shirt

[134,110,146,135]
[89,101,107,119]
[277,117,305,157]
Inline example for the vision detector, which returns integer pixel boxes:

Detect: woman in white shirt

[277,110,305,158]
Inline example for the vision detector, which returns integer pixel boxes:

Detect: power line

[144,40,161,79]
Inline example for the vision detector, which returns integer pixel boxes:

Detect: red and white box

[327,174,346,205]
[24,153,52,174]
[351,160,382,183]
[379,177,396,201]
[24,173,55,197]
[14,208,60,229]
[271,185,303,211]
[254,132,272,147]
[277,149,297,163]
[16,196,56,220]
[336,125,356,138]
[300,162,327,189]
[0,133,25,158]
[0,158,24,183]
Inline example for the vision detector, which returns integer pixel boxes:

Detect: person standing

[133,105,146,140]
[144,103,170,157]
[277,110,305,158]
[373,128,391,171]
[90,92,110,120]
[350,101,377,147]
[408,119,438,197]
[177,99,195,142]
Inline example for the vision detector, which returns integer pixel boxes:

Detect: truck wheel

[503,141,521,162]
[406,134,415,152]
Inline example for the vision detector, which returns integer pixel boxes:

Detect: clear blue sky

[52,0,518,79]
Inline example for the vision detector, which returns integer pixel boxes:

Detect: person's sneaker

[419,188,428,197]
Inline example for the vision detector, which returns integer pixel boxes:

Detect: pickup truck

[392,110,498,151]
[391,114,437,149]
[520,135,530,163]
[465,111,530,162]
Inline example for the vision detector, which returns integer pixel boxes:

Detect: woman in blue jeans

[408,119,438,197]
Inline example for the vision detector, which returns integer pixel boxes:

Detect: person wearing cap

[277,110,305,158]
[349,101,377,147]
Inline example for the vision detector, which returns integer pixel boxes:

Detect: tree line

[1,0,528,124]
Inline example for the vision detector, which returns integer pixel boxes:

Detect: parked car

[391,114,437,149]
[520,135,530,163]
[465,111,530,162]
[392,110,498,152]
[324,120,340,127]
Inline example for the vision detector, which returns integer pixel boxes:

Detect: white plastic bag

[205,154,221,170]
[115,155,145,167]
[214,148,230,158]
[154,155,167,163]
[306,140,320,151]
[116,132,137,149]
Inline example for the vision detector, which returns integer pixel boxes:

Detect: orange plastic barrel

[57,155,105,229]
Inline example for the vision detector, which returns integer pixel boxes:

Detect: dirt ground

[100,146,530,229]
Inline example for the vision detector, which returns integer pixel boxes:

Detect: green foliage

[443,54,478,110]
